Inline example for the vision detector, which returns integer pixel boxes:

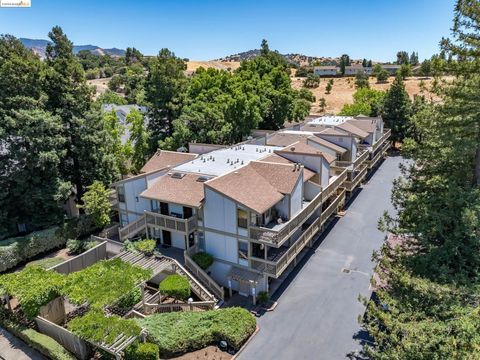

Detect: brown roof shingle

[206,161,302,214]
[275,141,336,164]
[307,136,347,154]
[140,172,206,207]
[140,150,197,173]
[336,122,369,138]
[260,154,316,181]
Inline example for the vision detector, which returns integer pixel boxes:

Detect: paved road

[0,328,46,360]
[239,156,403,360]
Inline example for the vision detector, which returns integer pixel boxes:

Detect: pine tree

[382,74,411,147]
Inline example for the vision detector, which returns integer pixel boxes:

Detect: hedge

[0,310,75,360]
[0,227,65,272]
[191,252,214,270]
[124,342,159,360]
[67,309,142,344]
[26,257,65,270]
[138,307,256,356]
[159,274,191,301]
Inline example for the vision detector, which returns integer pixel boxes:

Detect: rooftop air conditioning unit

[171,172,186,179]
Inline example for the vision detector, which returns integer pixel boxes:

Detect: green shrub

[257,291,269,304]
[139,308,256,356]
[66,239,98,255]
[191,252,213,270]
[68,309,141,344]
[26,257,65,269]
[134,239,157,256]
[115,287,142,309]
[124,342,159,360]
[0,311,75,360]
[0,266,66,318]
[0,227,66,272]
[62,258,152,309]
[159,275,190,301]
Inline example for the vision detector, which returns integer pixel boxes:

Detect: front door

[162,230,171,247]
[238,280,250,297]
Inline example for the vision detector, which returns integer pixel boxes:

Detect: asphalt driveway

[239,155,404,360]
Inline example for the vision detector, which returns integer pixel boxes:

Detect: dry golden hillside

[292,76,448,115]
[186,60,241,73]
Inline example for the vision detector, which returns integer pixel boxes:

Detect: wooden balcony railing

[249,169,347,246]
[250,189,345,278]
[118,216,147,241]
[145,211,197,234]
[372,129,391,153]
[344,165,368,192]
[336,149,369,170]
[368,141,390,169]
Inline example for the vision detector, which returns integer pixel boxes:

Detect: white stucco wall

[306,138,340,158]
[290,176,303,217]
[274,196,289,220]
[278,153,322,173]
[321,159,330,188]
[304,181,321,201]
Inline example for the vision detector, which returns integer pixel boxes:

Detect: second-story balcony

[336,148,369,170]
[250,188,346,278]
[145,211,197,235]
[344,164,368,192]
[249,168,347,246]
[372,128,392,153]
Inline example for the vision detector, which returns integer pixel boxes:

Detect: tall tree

[396,50,409,64]
[145,48,187,147]
[339,54,350,75]
[382,74,411,147]
[44,26,118,202]
[127,108,150,173]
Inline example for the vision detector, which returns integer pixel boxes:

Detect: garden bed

[138,307,256,358]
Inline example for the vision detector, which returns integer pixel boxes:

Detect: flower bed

[138,307,256,357]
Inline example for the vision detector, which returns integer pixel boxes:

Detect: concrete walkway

[0,328,47,360]
[238,156,404,360]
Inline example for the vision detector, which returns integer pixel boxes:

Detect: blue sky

[0,0,455,61]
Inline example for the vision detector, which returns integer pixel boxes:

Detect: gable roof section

[346,119,377,133]
[140,172,206,208]
[260,153,316,181]
[140,150,197,173]
[336,122,369,138]
[267,132,310,147]
[206,161,302,214]
[307,136,347,154]
[275,141,336,164]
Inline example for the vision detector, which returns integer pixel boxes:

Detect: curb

[231,324,260,360]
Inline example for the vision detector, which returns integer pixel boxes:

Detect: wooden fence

[49,241,107,274]
[35,316,91,360]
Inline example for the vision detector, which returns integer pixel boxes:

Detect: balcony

[368,141,390,169]
[250,189,346,278]
[249,169,347,246]
[336,149,369,170]
[344,165,368,192]
[372,129,391,153]
[145,211,197,234]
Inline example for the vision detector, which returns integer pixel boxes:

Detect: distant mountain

[216,50,364,67]
[19,38,126,58]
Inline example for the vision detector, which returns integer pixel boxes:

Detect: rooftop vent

[290,146,295,151]
[171,172,186,179]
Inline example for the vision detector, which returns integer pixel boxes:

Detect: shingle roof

[319,127,350,137]
[307,136,347,154]
[260,153,316,181]
[336,122,369,138]
[300,123,329,132]
[275,141,336,164]
[206,161,302,214]
[140,150,197,173]
[267,133,310,147]
[140,172,206,207]
[347,119,377,133]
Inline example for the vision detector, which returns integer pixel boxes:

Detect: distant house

[313,66,338,77]
[344,66,372,76]
[380,64,401,75]
[101,104,148,144]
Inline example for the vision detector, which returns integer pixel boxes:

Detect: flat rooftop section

[309,116,354,126]
[173,144,283,177]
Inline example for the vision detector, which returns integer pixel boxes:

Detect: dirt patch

[87,77,111,98]
[292,76,452,115]
[170,346,232,360]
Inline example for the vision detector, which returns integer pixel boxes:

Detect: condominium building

[113,116,391,302]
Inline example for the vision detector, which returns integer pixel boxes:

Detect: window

[238,241,248,261]
[336,154,342,161]
[117,186,125,203]
[237,208,248,229]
